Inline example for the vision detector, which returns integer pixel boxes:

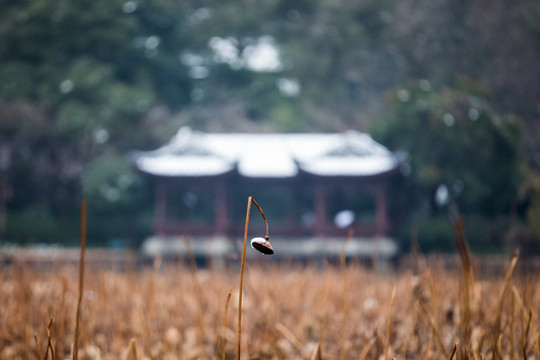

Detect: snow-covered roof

[132,127,398,178]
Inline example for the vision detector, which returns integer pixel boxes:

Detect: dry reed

[221,290,232,360]
[184,236,206,345]
[490,249,519,360]
[72,198,87,360]
[337,229,353,360]
[310,341,322,360]
[1,214,540,359]
[384,283,397,360]
[123,338,138,360]
[453,216,474,357]
[0,257,539,359]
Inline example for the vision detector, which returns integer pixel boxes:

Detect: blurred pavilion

[131,127,400,261]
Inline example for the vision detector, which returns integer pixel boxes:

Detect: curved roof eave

[298,156,398,177]
[135,155,235,177]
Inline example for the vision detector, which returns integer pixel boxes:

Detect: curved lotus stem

[237,196,272,360]
[250,197,269,240]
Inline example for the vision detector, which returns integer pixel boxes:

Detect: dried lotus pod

[250,236,274,255]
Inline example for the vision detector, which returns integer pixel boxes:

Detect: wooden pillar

[215,180,229,235]
[375,184,388,235]
[314,183,327,235]
[155,180,168,235]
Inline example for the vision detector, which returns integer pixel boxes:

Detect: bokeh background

[1,0,540,254]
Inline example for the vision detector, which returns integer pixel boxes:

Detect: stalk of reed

[222,290,232,360]
[449,343,458,360]
[275,322,311,358]
[384,283,397,360]
[34,333,42,360]
[453,216,473,355]
[310,342,322,360]
[72,198,87,360]
[418,300,445,352]
[490,250,519,360]
[123,338,138,360]
[184,236,206,344]
[337,229,353,360]
[511,285,540,358]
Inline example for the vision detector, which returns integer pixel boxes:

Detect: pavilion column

[155,180,168,235]
[215,180,229,235]
[314,183,327,235]
[375,184,388,235]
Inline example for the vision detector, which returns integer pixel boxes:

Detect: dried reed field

[2,200,539,359]
[1,252,539,360]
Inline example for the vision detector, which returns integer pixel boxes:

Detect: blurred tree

[390,0,540,171]
[177,0,399,131]
[81,154,152,246]
[272,0,398,130]
[0,0,194,244]
[371,79,524,249]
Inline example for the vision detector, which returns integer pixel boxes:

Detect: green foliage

[5,205,78,245]
[407,217,456,253]
[400,215,511,253]
[0,0,183,245]
[1,0,540,249]
[528,197,540,238]
[81,155,141,211]
[0,62,35,99]
[371,79,523,217]
[505,225,540,256]
[372,79,525,253]
[522,170,540,249]
[81,154,152,246]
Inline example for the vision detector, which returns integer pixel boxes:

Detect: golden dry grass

[1,255,539,360]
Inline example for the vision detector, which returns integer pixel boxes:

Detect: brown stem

[237,196,269,360]
[237,196,252,360]
[73,198,86,360]
[251,197,269,239]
